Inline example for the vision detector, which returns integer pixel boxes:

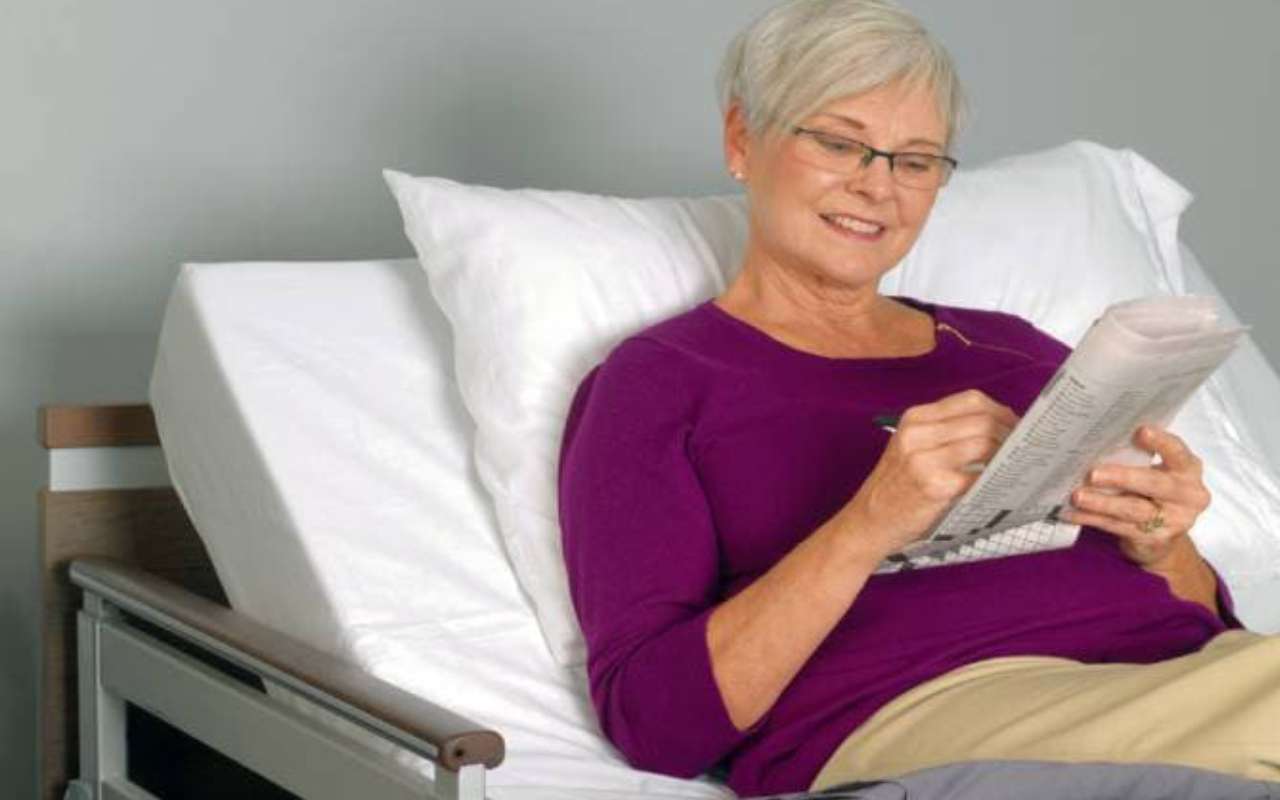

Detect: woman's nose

[846,154,895,200]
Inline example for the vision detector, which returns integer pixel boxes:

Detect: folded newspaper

[875,295,1247,573]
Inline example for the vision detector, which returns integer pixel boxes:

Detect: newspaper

[875,295,1247,573]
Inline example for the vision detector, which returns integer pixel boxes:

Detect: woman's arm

[707,390,1018,731]
[706,504,879,730]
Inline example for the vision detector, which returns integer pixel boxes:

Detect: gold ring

[1139,499,1165,534]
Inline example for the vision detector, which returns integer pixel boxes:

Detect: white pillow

[386,141,1280,666]
[881,141,1186,342]
[385,175,745,665]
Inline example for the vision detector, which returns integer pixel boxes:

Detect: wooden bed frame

[38,405,503,800]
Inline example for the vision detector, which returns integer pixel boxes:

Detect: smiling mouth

[820,213,886,239]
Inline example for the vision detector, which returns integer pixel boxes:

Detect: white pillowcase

[881,141,1186,342]
[385,175,744,665]
[386,141,1280,666]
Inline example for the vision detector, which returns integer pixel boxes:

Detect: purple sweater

[557,297,1236,796]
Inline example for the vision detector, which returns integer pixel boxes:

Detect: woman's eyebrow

[817,113,945,152]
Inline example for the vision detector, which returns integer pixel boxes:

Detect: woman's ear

[723,101,750,182]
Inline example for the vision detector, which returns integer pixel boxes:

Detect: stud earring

[731,170,745,181]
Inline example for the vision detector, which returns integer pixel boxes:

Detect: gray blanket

[754,760,1279,800]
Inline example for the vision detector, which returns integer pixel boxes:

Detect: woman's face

[727,81,949,293]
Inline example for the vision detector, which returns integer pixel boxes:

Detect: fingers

[1059,508,1181,565]
[1087,464,1212,514]
[894,390,1017,460]
[1085,464,1179,503]
[1069,487,1177,529]
[1067,427,1214,570]
[1085,427,1211,514]
[901,434,1004,498]
[1065,475,1204,569]
[1132,425,1202,475]
[900,389,1018,429]
[895,412,1014,455]
[1060,508,1153,540]
[890,392,1016,489]
[853,392,1019,552]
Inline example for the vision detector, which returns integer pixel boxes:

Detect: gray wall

[3,2,1276,795]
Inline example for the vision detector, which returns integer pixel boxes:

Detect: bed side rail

[68,556,503,800]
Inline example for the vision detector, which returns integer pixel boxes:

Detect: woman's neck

[714,265,935,360]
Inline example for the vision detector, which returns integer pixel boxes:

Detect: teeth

[826,214,883,235]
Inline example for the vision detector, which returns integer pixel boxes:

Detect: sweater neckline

[699,295,963,370]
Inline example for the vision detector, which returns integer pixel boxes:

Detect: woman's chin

[802,259,894,292]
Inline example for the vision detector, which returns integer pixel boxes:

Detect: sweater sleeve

[1209,564,1245,629]
[557,337,751,777]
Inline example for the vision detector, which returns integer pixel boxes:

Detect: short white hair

[716,0,966,147]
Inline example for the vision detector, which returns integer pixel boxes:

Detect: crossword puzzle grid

[875,520,1081,573]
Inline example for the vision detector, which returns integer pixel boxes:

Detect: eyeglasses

[791,126,958,190]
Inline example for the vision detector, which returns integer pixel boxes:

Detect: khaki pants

[812,631,1280,790]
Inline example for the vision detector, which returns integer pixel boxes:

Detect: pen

[873,413,900,434]
[874,415,992,475]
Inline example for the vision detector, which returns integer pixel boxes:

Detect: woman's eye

[817,137,854,153]
[899,157,935,173]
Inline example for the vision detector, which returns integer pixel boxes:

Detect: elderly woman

[557,0,1278,795]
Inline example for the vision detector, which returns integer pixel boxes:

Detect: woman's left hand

[1062,425,1212,570]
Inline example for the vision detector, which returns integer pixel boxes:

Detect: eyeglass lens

[795,129,952,188]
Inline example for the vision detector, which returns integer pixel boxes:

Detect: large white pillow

[881,141,1186,342]
[386,141,1280,666]
[385,176,745,665]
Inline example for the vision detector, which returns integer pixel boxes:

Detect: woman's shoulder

[560,305,725,467]
[571,302,723,415]
[597,300,732,377]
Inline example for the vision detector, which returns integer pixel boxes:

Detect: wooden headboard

[38,404,223,800]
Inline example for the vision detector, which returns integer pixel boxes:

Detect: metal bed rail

[66,557,503,800]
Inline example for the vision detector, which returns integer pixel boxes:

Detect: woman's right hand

[705,391,1017,732]
[840,389,1019,560]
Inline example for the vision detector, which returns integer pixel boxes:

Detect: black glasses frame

[791,126,959,186]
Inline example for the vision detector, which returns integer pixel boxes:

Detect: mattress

[149,259,731,798]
